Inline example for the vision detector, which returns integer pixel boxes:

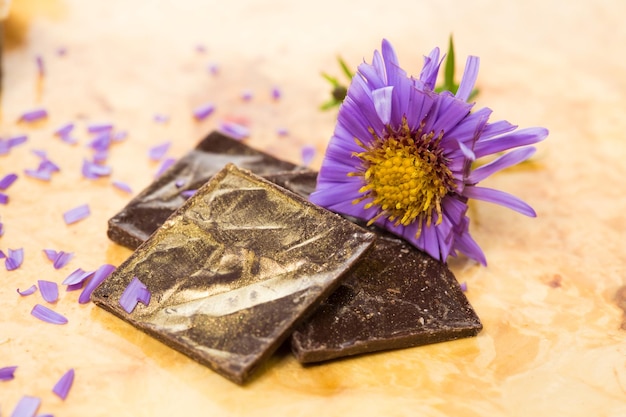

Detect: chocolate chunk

[92,164,376,384]
[107,131,307,249]
[264,171,483,363]
[291,233,482,363]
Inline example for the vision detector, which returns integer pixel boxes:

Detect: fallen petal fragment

[0,365,17,380]
[38,280,59,303]
[10,395,40,417]
[31,304,68,325]
[52,368,75,400]
[63,204,90,225]
[119,276,151,313]
[78,264,116,304]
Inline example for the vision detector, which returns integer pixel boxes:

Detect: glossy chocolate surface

[291,232,482,363]
[107,131,306,249]
[93,164,376,384]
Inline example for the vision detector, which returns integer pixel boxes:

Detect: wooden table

[2,0,625,415]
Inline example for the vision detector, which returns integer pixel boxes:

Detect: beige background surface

[1,0,626,416]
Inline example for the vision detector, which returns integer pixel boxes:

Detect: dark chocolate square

[291,233,482,363]
[93,164,376,384]
[107,131,307,249]
[264,171,482,363]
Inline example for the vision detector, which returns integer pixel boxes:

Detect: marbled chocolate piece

[291,232,482,363]
[93,164,376,384]
[107,131,306,249]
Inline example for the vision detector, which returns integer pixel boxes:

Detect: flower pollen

[351,118,455,234]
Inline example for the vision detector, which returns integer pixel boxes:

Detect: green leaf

[443,34,456,92]
[337,56,354,80]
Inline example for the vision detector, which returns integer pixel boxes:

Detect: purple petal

[19,108,48,123]
[153,113,169,123]
[43,249,58,262]
[24,169,52,181]
[119,276,151,313]
[180,189,197,198]
[31,304,68,324]
[463,186,536,217]
[456,56,480,102]
[0,193,8,204]
[372,86,394,125]
[78,264,116,304]
[6,248,24,271]
[0,365,17,380]
[459,281,468,292]
[193,102,215,121]
[54,122,74,137]
[87,133,112,152]
[53,251,74,269]
[87,122,113,134]
[36,55,45,77]
[271,86,281,100]
[175,179,186,188]
[63,204,90,225]
[112,131,128,142]
[0,173,18,190]
[207,62,219,75]
[154,158,176,178]
[62,268,90,285]
[82,159,112,179]
[218,121,249,140]
[52,369,75,400]
[112,180,132,193]
[301,145,316,166]
[92,150,109,164]
[10,395,40,417]
[276,127,289,136]
[240,90,253,101]
[0,221,4,236]
[473,127,548,158]
[468,147,537,184]
[38,280,59,303]
[8,135,28,148]
[148,142,171,161]
[17,285,38,296]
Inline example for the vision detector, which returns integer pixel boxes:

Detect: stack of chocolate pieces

[93,132,482,384]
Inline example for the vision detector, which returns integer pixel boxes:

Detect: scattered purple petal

[301,144,316,166]
[0,221,4,236]
[459,281,468,292]
[87,132,112,152]
[1,135,28,155]
[35,55,45,77]
[276,127,289,137]
[36,414,54,417]
[119,276,151,313]
[38,280,59,303]
[62,268,91,286]
[153,113,169,123]
[19,108,48,123]
[24,169,52,181]
[78,264,116,304]
[0,173,18,190]
[195,43,206,53]
[31,304,68,325]
[43,249,58,262]
[241,90,253,101]
[53,251,73,269]
[181,189,197,198]
[54,122,74,137]
[10,395,40,417]
[17,285,38,296]
[57,46,67,56]
[112,180,132,194]
[175,179,186,188]
[63,204,90,225]
[148,141,171,161]
[52,368,75,400]
[82,159,112,179]
[0,249,5,258]
[87,122,113,134]
[5,248,24,271]
[193,102,215,121]
[207,62,219,75]
[38,158,60,173]
[271,86,282,100]
[154,157,176,178]
[92,150,109,164]
[0,193,8,205]
[0,365,17,380]
[218,121,249,140]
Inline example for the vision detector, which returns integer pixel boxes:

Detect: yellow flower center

[350,118,456,235]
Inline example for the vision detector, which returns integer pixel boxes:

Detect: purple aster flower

[310,39,548,265]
